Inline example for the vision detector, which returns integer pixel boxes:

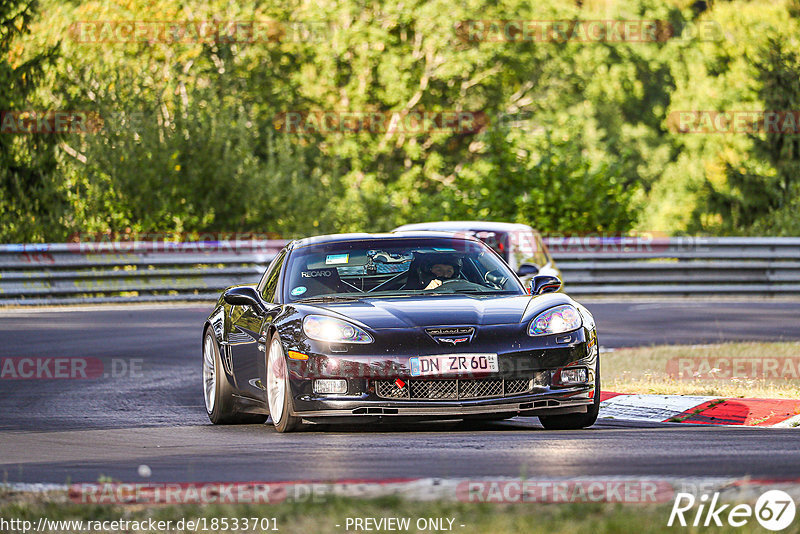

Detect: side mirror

[530,275,562,295]
[223,286,267,313]
[517,263,540,277]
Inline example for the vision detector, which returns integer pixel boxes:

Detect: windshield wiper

[297,295,365,303]
[450,289,519,295]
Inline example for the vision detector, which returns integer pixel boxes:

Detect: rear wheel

[203,329,266,424]
[266,333,301,433]
[538,360,600,430]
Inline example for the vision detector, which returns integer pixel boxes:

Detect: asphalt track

[0,299,799,484]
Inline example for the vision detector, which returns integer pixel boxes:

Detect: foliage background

[2,0,799,242]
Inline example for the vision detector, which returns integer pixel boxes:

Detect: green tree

[14,0,721,240]
[0,0,61,241]
[695,37,800,234]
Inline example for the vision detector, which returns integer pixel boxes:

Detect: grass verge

[0,492,761,534]
[603,341,800,398]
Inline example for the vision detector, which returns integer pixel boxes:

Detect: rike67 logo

[668,490,796,531]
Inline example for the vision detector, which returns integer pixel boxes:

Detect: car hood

[298,293,574,330]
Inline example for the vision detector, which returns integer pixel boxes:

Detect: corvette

[202,232,599,432]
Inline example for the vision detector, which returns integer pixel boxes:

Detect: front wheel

[266,333,301,433]
[538,360,600,430]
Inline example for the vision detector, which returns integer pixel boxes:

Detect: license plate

[409,354,499,377]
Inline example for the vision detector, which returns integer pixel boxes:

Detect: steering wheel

[426,278,475,291]
[484,269,508,289]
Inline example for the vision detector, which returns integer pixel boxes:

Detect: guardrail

[545,236,800,295]
[0,241,285,306]
[1,237,798,305]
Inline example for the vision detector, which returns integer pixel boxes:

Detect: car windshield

[284,237,526,302]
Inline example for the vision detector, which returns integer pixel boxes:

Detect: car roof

[291,231,483,248]
[392,221,537,233]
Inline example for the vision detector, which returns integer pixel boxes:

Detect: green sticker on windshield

[326,254,349,265]
[291,286,307,296]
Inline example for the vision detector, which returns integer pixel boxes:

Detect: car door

[229,248,287,400]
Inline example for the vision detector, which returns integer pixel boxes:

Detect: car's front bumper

[284,324,599,421]
[292,385,594,419]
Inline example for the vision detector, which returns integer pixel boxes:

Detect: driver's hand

[424,279,443,290]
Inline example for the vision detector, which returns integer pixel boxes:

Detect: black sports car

[203,232,599,432]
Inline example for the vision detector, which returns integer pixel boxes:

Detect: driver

[422,257,462,290]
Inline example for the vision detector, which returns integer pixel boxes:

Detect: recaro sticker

[301,269,335,278]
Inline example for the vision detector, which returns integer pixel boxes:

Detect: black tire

[538,359,600,430]
[265,332,302,433]
[204,329,266,425]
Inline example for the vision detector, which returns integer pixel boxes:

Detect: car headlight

[528,305,582,336]
[303,315,373,344]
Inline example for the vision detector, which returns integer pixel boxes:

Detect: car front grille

[374,377,535,400]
